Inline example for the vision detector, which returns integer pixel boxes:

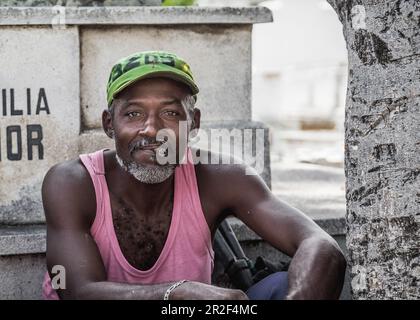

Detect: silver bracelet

[163,280,188,300]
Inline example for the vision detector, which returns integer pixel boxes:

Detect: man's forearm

[285,237,347,300]
[68,281,174,300]
[63,281,247,300]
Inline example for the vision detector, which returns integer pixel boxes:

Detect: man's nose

[139,114,162,138]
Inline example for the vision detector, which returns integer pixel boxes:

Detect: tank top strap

[178,148,215,260]
[80,149,106,176]
[79,149,108,235]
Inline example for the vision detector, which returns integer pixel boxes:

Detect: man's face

[104,77,196,183]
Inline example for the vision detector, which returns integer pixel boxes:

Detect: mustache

[129,137,164,154]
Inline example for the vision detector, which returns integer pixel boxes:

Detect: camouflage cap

[106,51,199,106]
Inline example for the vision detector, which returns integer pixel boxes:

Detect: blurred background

[202,0,347,167]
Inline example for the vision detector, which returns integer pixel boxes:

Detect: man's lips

[131,144,161,153]
[139,144,161,150]
[130,145,165,163]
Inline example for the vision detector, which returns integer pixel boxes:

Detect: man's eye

[127,111,141,118]
[163,110,179,117]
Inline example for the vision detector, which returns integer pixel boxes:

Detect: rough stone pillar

[327,0,419,299]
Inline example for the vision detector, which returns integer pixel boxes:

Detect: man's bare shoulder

[42,158,96,228]
[194,149,270,203]
[42,158,94,194]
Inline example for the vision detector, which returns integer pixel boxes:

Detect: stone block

[78,129,114,155]
[0,26,80,224]
[0,225,46,299]
[0,253,46,300]
[0,0,162,5]
[0,6,272,26]
[0,225,46,256]
[80,25,252,129]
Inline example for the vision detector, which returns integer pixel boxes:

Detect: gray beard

[115,153,175,184]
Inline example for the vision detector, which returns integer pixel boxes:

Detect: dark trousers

[246,272,288,300]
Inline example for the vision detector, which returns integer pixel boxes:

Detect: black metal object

[213,221,254,291]
[213,219,290,291]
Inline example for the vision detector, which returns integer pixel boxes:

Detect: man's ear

[188,108,201,140]
[191,108,201,131]
[102,109,114,139]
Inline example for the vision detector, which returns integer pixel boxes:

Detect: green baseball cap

[106,51,199,106]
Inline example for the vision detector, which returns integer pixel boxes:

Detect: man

[42,51,346,300]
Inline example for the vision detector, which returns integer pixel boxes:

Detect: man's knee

[246,271,288,300]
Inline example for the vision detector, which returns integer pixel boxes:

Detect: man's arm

[213,164,347,300]
[43,160,247,300]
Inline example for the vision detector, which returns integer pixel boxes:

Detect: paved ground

[272,162,346,220]
[269,128,346,221]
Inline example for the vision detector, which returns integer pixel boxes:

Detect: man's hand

[170,281,249,300]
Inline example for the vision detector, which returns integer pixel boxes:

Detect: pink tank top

[42,149,214,299]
